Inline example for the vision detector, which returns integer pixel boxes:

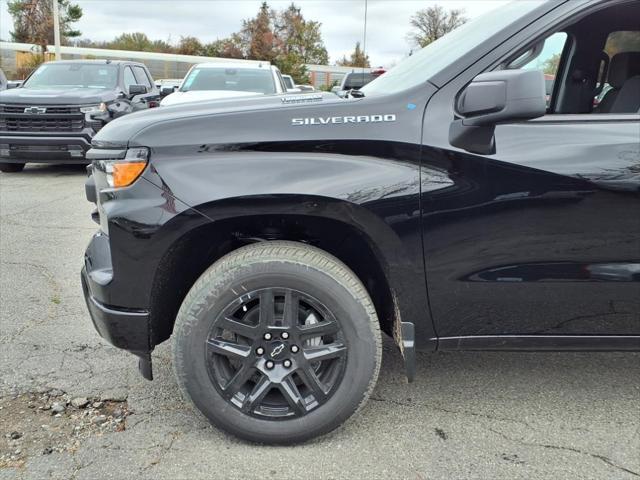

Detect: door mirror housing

[450,69,547,154]
[128,84,148,96]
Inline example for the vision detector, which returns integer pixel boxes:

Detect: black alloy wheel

[206,287,347,419]
[173,241,382,444]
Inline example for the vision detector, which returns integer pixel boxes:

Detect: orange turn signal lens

[112,161,147,188]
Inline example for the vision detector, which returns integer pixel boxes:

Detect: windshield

[343,72,376,89]
[180,67,276,94]
[361,0,547,95]
[23,63,118,89]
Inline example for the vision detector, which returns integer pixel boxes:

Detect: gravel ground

[1,164,639,480]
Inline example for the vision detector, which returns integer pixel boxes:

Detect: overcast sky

[0,0,510,66]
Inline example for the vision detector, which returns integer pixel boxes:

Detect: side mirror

[160,86,176,97]
[128,84,148,96]
[449,69,546,154]
[331,86,341,93]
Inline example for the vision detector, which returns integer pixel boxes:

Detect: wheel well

[148,214,396,347]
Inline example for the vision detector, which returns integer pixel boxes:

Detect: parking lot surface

[1,165,639,480]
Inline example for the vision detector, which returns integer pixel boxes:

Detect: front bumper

[81,231,153,378]
[0,133,93,164]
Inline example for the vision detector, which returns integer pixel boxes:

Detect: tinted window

[180,67,276,94]
[132,66,152,88]
[282,75,295,89]
[123,67,137,88]
[23,63,118,89]
[343,72,375,89]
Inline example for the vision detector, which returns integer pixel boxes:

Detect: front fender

[142,145,435,348]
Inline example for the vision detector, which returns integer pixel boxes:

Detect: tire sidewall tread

[172,241,382,444]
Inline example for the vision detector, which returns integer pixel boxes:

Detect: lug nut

[263,332,272,340]
[283,359,292,368]
[281,332,289,339]
[291,345,299,353]
[265,360,275,369]
[256,347,265,355]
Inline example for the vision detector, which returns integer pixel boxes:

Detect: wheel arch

[147,194,423,350]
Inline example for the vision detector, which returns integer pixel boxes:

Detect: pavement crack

[487,427,640,478]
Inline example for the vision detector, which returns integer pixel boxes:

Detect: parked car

[281,74,301,93]
[160,62,287,106]
[332,68,386,96]
[156,78,183,97]
[83,0,640,444]
[0,60,159,172]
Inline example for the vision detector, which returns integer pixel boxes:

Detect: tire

[172,240,382,444]
[0,163,25,173]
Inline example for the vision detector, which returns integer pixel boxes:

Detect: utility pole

[52,0,61,60]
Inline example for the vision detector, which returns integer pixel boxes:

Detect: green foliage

[336,41,370,68]
[408,5,467,48]
[108,32,154,52]
[177,36,204,56]
[8,0,83,55]
[272,3,328,83]
[542,53,561,75]
[203,34,245,58]
[318,79,339,92]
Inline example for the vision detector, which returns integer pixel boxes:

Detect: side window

[123,67,137,89]
[275,70,286,93]
[507,32,568,107]
[132,66,152,89]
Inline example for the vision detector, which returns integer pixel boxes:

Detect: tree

[8,0,82,57]
[272,3,329,83]
[108,32,153,52]
[203,34,245,59]
[240,1,277,62]
[150,39,174,54]
[408,5,467,48]
[337,41,370,68]
[177,36,204,56]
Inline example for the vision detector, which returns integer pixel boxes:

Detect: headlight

[98,147,149,188]
[80,103,107,113]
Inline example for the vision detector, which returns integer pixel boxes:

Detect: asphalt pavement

[0,164,638,480]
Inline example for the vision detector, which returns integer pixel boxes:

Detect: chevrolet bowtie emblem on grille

[270,344,285,358]
[24,107,47,114]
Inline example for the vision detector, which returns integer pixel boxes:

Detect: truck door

[420,2,640,340]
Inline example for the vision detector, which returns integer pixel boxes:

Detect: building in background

[0,42,373,89]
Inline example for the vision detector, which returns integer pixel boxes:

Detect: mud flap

[137,351,153,380]
[400,322,416,382]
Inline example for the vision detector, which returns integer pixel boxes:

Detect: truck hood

[0,87,118,105]
[93,92,349,146]
[160,90,263,107]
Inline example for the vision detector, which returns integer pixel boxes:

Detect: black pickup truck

[82,0,639,444]
[0,60,159,172]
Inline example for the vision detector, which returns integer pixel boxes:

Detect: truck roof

[192,62,272,70]
[41,59,146,67]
